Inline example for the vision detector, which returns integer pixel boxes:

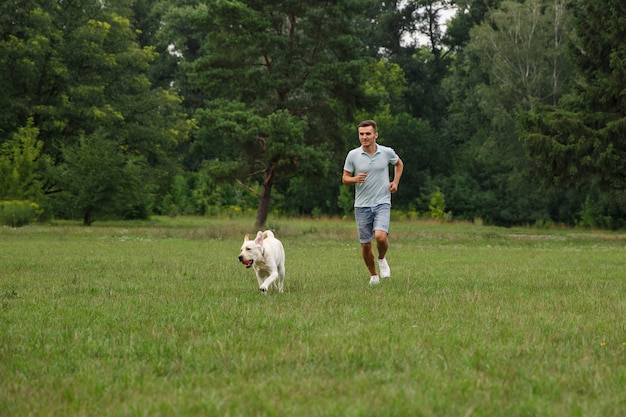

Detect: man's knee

[374,230,388,242]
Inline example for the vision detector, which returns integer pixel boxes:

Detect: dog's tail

[262,230,275,239]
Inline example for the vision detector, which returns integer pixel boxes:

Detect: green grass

[1,217,625,416]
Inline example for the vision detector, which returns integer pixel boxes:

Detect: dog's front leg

[255,273,265,290]
[259,270,278,293]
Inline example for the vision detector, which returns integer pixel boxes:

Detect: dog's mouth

[242,259,254,268]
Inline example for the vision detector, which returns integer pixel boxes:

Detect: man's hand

[355,172,368,184]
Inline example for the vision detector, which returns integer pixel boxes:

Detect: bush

[0,200,43,227]
[577,194,622,230]
[427,189,452,221]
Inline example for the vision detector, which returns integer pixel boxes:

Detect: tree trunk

[83,209,93,226]
[254,164,275,228]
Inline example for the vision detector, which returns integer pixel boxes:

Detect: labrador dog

[238,230,285,293]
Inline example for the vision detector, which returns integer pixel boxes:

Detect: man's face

[358,126,378,146]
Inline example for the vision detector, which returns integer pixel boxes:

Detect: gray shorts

[354,204,390,243]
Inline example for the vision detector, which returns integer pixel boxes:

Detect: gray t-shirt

[343,144,399,208]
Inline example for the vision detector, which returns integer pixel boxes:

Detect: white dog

[238,230,285,293]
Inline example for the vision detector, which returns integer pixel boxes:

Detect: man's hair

[358,120,377,132]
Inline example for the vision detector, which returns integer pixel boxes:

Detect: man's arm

[389,157,404,193]
[343,170,367,185]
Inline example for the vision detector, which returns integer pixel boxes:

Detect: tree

[440,0,574,225]
[50,131,149,226]
[469,0,572,112]
[0,118,45,201]
[161,0,373,226]
[0,1,65,140]
[445,0,506,48]
[367,1,456,123]
[196,101,322,227]
[0,0,189,220]
[520,0,626,224]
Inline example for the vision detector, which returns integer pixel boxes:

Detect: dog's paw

[259,287,268,294]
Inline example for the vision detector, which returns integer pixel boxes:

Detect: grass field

[1,216,625,416]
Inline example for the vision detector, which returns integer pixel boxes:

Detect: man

[342,120,404,285]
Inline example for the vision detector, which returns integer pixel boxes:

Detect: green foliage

[1,0,625,228]
[427,188,452,221]
[194,100,328,226]
[0,200,42,227]
[578,195,612,229]
[570,0,626,115]
[441,0,578,226]
[159,162,272,218]
[520,105,598,187]
[163,0,371,225]
[521,101,626,194]
[434,172,481,221]
[380,112,441,208]
[50,132,151,226]
[518,0,626,226]
[0,1,188,223]
[362,60,408,114]
[444,0,506,48]
[0,118,45,201]
[285,176,337,217]
[160,174,196,216]
[576,191,626,230]
[189,100,258,171]
[469,0,573,110]
[163,0,370,120]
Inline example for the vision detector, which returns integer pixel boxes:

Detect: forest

[1,0,625,228]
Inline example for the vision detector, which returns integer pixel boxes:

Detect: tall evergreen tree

[161,0,374,226]
[520,0,626,225]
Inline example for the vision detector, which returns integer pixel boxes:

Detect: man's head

[358,120,378,146]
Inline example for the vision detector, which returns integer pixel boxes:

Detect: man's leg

[373,204,391,278]
[374,230,389,260]
[361,241,377,276]
[356,207,380,285]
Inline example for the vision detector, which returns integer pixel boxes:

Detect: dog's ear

[244,234,250,241]
[254,231,264,246]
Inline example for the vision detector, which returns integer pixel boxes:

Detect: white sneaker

[369,275,380,285]
[378,258,391,278]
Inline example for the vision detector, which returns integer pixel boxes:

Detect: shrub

[0,200,43,227]
[577,195,620,229]
[427,189,452,221]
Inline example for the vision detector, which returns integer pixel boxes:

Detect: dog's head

[238,231,264,268]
